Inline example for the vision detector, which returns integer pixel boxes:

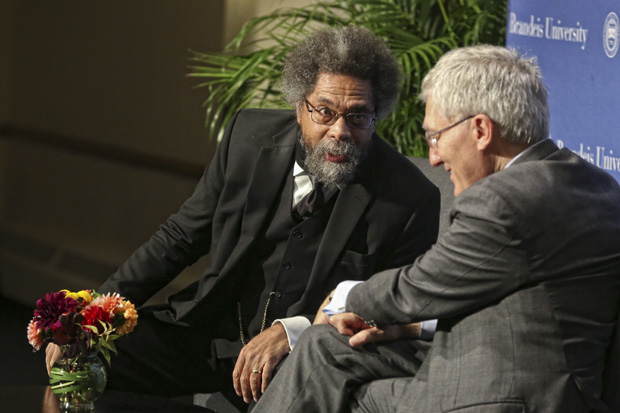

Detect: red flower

[81,305,111,330]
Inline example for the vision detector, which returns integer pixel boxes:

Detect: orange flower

[27,319,44,351]
[89,293,122,316]
[116,300,138,335]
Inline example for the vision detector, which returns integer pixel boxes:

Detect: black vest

[239,170,338,339]
[213,168,338,358]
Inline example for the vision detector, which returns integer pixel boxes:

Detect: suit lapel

[215,123,297,280]
[311,136,381,280]
[313,182,372,276]
[241,145,294,237]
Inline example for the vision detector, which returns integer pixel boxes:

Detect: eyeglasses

[305,100,375,130]
[425,115,474,149]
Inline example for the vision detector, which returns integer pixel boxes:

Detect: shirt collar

[294,161,346,191]
[505,138,549,169]
[293,161,307,177]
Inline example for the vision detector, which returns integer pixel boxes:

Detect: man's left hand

[232,323,290,403]
[328,312,372,336]
[329,313,422,347]
[348,322,421,347]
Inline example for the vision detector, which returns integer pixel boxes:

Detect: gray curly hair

[281,25,401,119]
[420,45,549,144]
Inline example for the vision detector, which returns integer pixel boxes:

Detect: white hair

[420,45,549,144]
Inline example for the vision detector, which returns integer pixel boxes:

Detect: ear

[472,114,495,151]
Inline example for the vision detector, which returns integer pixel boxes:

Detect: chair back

[408,157,454,235]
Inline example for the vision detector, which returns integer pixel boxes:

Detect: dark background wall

[0,0,227,305]
[0,0,315,307]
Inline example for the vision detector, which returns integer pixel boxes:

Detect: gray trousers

[252,324,428,413]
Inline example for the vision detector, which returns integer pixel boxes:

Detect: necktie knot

[293,180,325,222]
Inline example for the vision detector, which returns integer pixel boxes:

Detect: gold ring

[252,369,261,374]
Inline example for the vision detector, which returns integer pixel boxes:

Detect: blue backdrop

[507,0,620,182]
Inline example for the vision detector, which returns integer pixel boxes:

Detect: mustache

[315,138,358,158]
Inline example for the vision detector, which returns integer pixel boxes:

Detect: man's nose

[428,146,443,167]
[328,116,352,141]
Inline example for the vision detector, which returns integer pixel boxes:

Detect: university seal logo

[603,12,619,58]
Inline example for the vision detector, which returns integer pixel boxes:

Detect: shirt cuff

[273,316,311,350]
[419,319,437,340]
[320,280,437,341]
[322,280,364,316]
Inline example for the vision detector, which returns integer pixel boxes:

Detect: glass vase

[49,352,108,412]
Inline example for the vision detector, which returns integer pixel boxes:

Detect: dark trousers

[106,306,245,408]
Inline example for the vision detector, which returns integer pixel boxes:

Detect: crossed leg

[252,324,427,413]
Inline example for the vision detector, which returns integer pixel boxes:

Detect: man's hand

[328,313,422,347]
[327,312,371,336]
[232,323,290,403]
[312,292,333,325]
[45,343,62,375]
[349,323,421,347]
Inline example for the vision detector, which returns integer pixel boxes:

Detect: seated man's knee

[296,324,348,350]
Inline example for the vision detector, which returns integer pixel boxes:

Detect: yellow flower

[60,289,93,303]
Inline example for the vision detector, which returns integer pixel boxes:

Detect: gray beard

[299,132,369,191]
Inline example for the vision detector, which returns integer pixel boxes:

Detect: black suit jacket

[100,109,440,337]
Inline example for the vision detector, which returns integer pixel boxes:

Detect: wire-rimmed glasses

[305,99,375,130]
[425,115,474,148]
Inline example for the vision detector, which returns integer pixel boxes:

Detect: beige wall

[6,0,223,163]
[0,1,13,124]
[0,1,13,220]
[0,0,316,305]
[224,0,314,44]
[0,0,245,304]
[0,0,317,305]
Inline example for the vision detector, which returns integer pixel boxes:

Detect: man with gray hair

[252,45,620,412]
[44,25,440,408]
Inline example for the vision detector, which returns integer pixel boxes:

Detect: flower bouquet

[27,289,138,411]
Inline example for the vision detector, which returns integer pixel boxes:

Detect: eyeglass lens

[306,101,373,129]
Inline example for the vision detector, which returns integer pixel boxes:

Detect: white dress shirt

[272,161,320,350]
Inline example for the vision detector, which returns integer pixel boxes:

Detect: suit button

[283,262,292,270]
[293,230,303,239]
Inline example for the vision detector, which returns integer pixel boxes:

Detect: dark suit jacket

[101,109,439,339]
[349,140,620,412]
